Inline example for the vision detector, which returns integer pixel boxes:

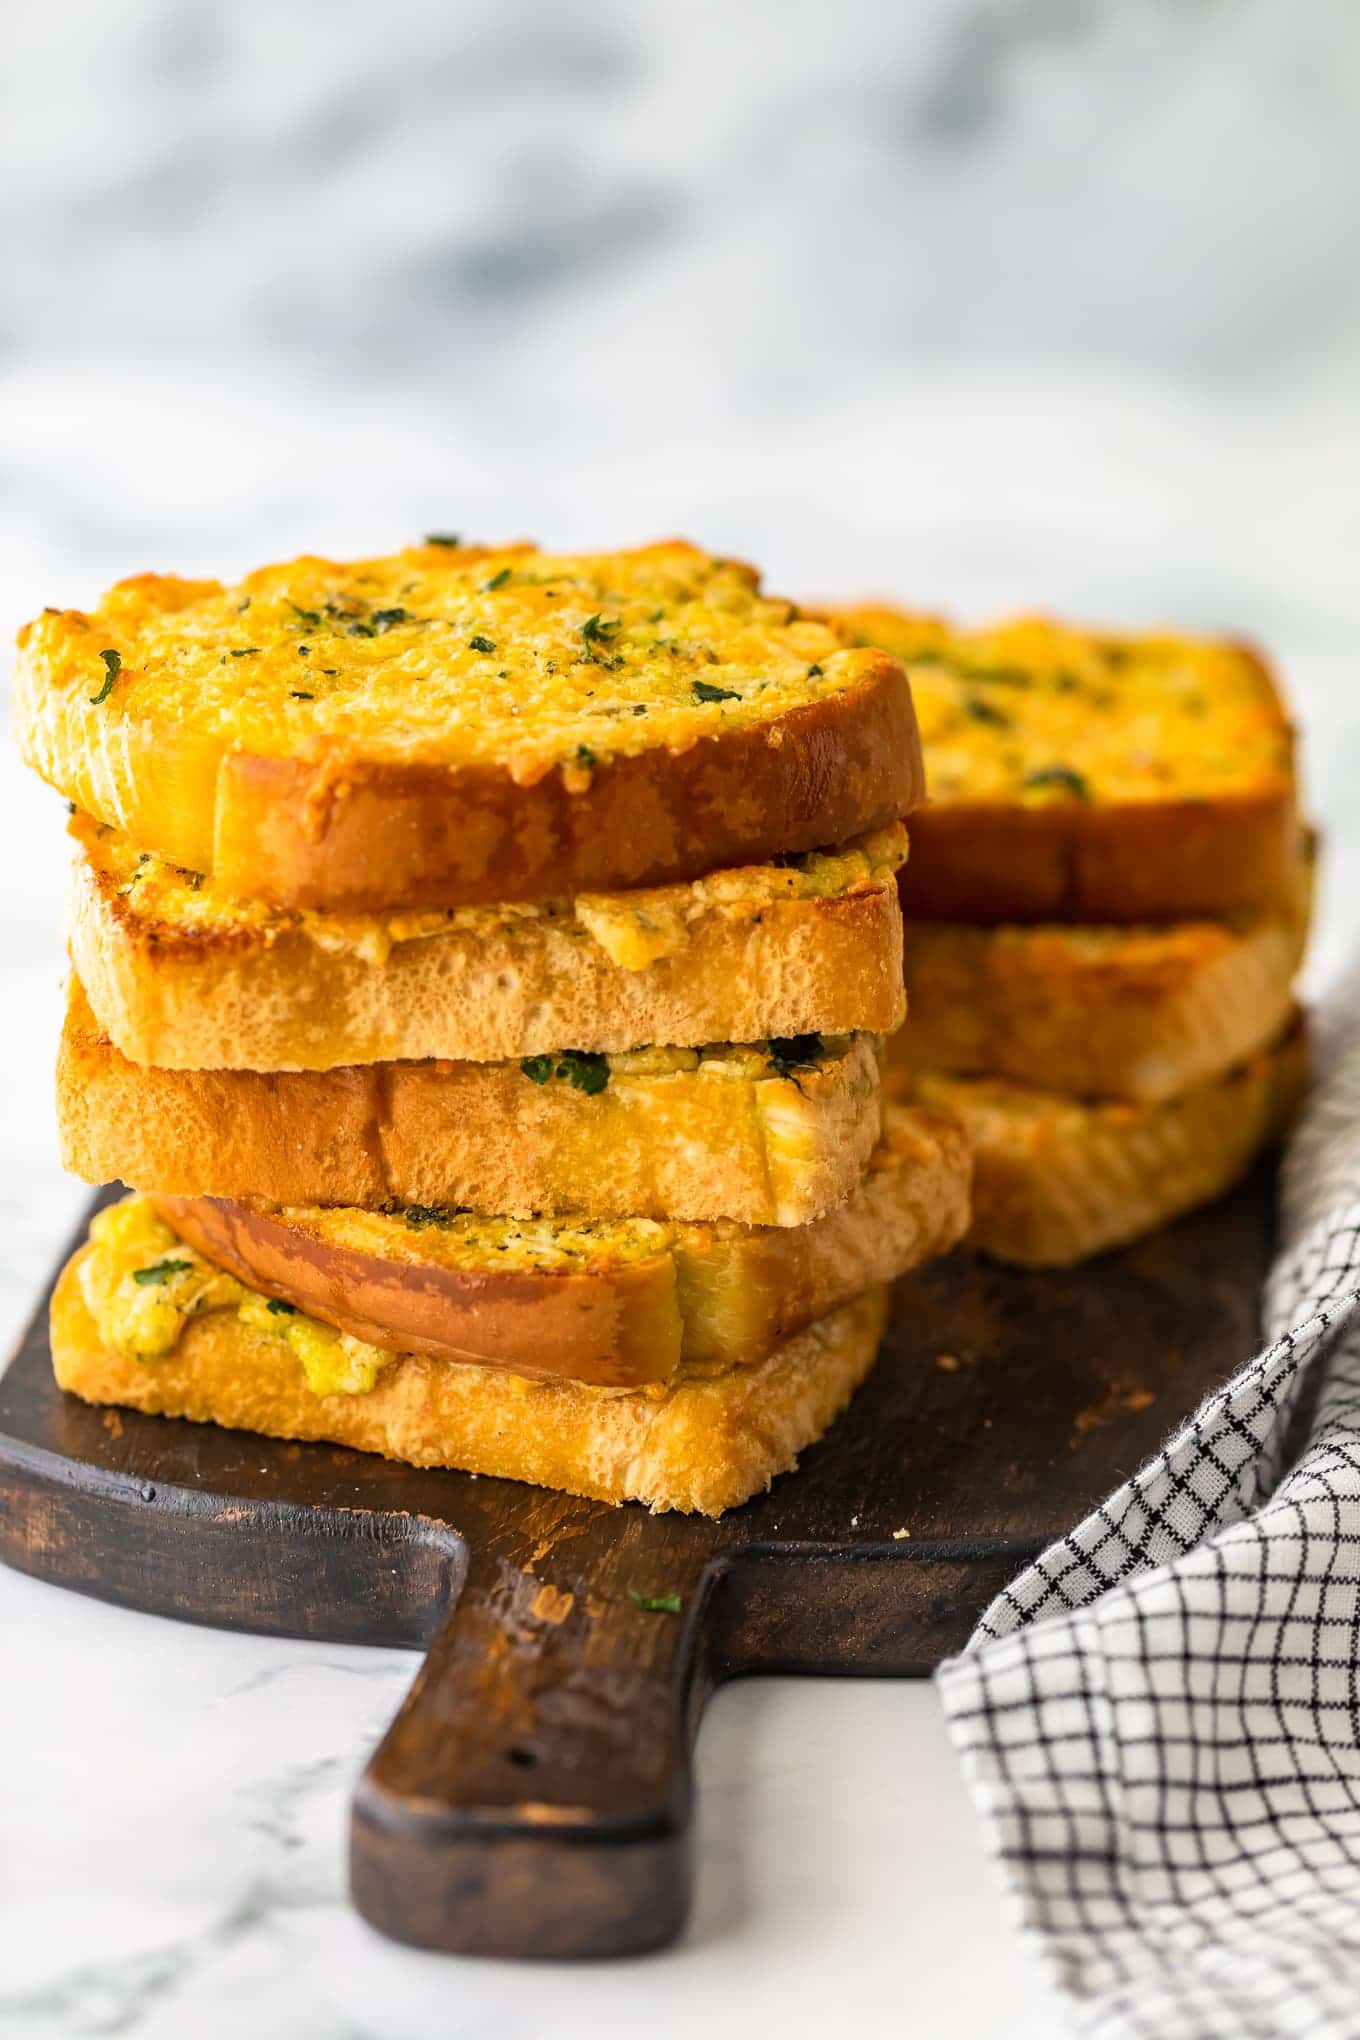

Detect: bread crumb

[892,1527,911,1540]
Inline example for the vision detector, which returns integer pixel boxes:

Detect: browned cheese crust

[17,543,924,911]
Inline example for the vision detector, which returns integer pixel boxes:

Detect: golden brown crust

[145,1105,969,1387]
[894,1020,1307,1267]
[50,1259,890,1515]
[901,794,1300,923]
[69,816,907,1067]
[58,980,885,1225]
[17,543,925,910]
[899,892,1308,1102]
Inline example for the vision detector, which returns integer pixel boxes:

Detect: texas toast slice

[17,542,924,912]
[60,979,885,1225]
[832,607,1297,922]
[120,1101,968,1388]
[898,877,1308,1103]
[69,814,907,1070]
[892,1020,1305,1267]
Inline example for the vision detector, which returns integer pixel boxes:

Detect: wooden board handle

[349,1543,712,1957]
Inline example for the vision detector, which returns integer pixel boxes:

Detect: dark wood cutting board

[0,1175,1272,1960]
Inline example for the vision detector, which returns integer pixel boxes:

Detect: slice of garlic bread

[123,1101,966,1387]
[69,814,907,1069]
[17,542,923,912]
[899,880,1308,1103]
[895,1020,1305,1268]
[52,1231,891,1515]
[59,978,884,1225]
[832,607,1297,922]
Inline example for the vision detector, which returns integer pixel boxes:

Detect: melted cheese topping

[23,542,884,781]
[80,1197,391,1397]
[77,812,907,971]
[835,608,1293,805]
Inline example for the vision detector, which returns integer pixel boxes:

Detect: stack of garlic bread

[16,541,971,1513]
[833,609,1307,1267]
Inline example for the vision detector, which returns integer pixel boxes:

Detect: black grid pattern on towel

[937,1019,1360,2040]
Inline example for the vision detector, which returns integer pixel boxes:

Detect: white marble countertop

[0,367,1355,2038]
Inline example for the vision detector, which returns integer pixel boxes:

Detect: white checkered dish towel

[938,989,1360,2040]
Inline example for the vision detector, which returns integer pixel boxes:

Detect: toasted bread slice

[899,882,1308,1103]
[80,1104,961,1388]
[831,607,1297,922]
[69,814,907,1069]
[17,543,923,912]
[891,1020,1305,1267]
[59,980,885,1225]
[52,1231,890,1514]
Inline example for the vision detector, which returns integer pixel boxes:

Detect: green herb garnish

[370,607,408,633]
[555,1050,609,1095]
[401,1204,460,1229]
[581,613,622,648]
[89,649,121,704]
[230,647,261,659]
[468,634,496,654]
[132,1259,192,1287]
[807,663,823,678]
[692,678,740,704]
[520,1050,609,1095]
[424,532,461,547]
[482,567,513,592]
[290,690,314,700]
[768,1033,824,1078]
[266,1298,298,1317]
[575,744,596,768]
[288,602,321,627]
[1023,764,1091,800]
[630,1590,684,1615]
[964,697,1010,727]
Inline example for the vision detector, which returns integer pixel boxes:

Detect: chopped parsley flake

[964,697,1010,727]
[481,567,513,592]
[468,634,496,654]
[575,744,597,768]
[132,1258,192,1287]
[401,1204,460,1229]
[630,1590,684,1615]
[1023,764,1091,800]
[89,648,121,704]
[580,613,621,647]
[290,690,314,700]
[692,678,740,704]
[424,533,461,547]
[520,1050,609,1095]
[370,607,409,633]
[807,663,823,678]
[266,1297,297,1317]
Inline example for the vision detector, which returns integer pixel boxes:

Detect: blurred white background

[6,0,1359,1321]
[2,7,1358,2034]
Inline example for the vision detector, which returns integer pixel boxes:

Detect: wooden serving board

[0,1177,1271,1960]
